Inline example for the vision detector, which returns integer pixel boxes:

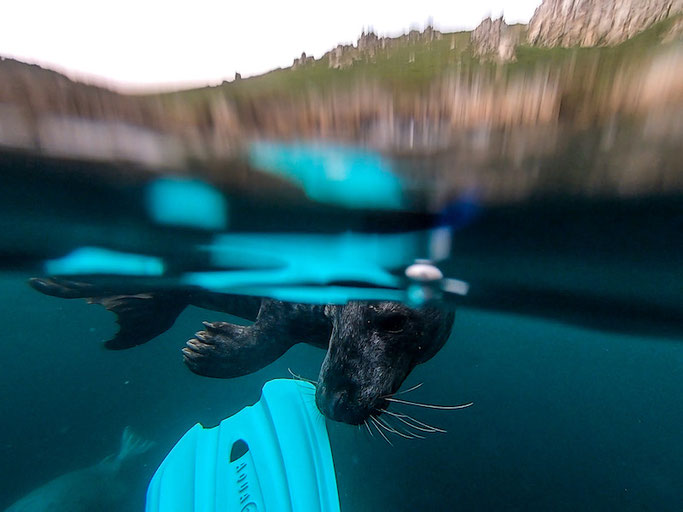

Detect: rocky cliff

[325,26,442,69]
[470,17,521,61]
[527,0,683,46]
[0,57,244,167]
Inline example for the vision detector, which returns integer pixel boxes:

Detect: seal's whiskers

[377,417,425,439]
[287,368,318,386]
[386,397,474,410]
[383,410,447,434]
[374,383,470,439]
[369,416,393,446]
[363,419,374,438]
[375,416,422,440]
[380,382,423,399]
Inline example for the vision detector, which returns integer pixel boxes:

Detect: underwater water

[0,147,681,511]
[1,274,682,511]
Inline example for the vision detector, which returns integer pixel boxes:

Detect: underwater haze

[0,263,681,510]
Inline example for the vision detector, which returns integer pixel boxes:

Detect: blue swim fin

[145,379,339,512]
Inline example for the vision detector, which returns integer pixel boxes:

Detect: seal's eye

[377,313,408,333]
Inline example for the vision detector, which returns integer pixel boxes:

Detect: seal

[182,300,454,425]
[4,427,153,512]
[29,277,455,425]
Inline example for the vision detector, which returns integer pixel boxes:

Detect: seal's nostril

[330,390,347,412]
[316,387,358,423]
[316,380,376,425]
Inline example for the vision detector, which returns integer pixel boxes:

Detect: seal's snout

[316,385,370,425]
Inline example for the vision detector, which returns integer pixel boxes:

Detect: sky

[0,1,542,92]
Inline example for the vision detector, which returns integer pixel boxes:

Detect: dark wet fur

[317,303,454,424]
[29,277,455,424]
[183,301,330,378]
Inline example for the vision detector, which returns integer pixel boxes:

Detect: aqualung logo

[235,461,258,511]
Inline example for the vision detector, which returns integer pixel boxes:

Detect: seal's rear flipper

[29,277,102,298]
[30,278,188,349]
[90,294,188,350]
[117,426,155,462]
[104,426,155,472]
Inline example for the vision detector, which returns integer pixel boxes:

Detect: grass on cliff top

[159,15,679,105]
[160,31,473,104]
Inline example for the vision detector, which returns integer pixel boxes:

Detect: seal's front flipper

[91,294,187,350]
[182,299,329,379]
[182,321,289,378]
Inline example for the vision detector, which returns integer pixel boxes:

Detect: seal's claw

[181,320,267,379]
[194,331,212,343]
[202,321,224,333]
[182,348,201,371]
[185,338,210,353]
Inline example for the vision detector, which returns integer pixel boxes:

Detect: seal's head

[315,301,454,424]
